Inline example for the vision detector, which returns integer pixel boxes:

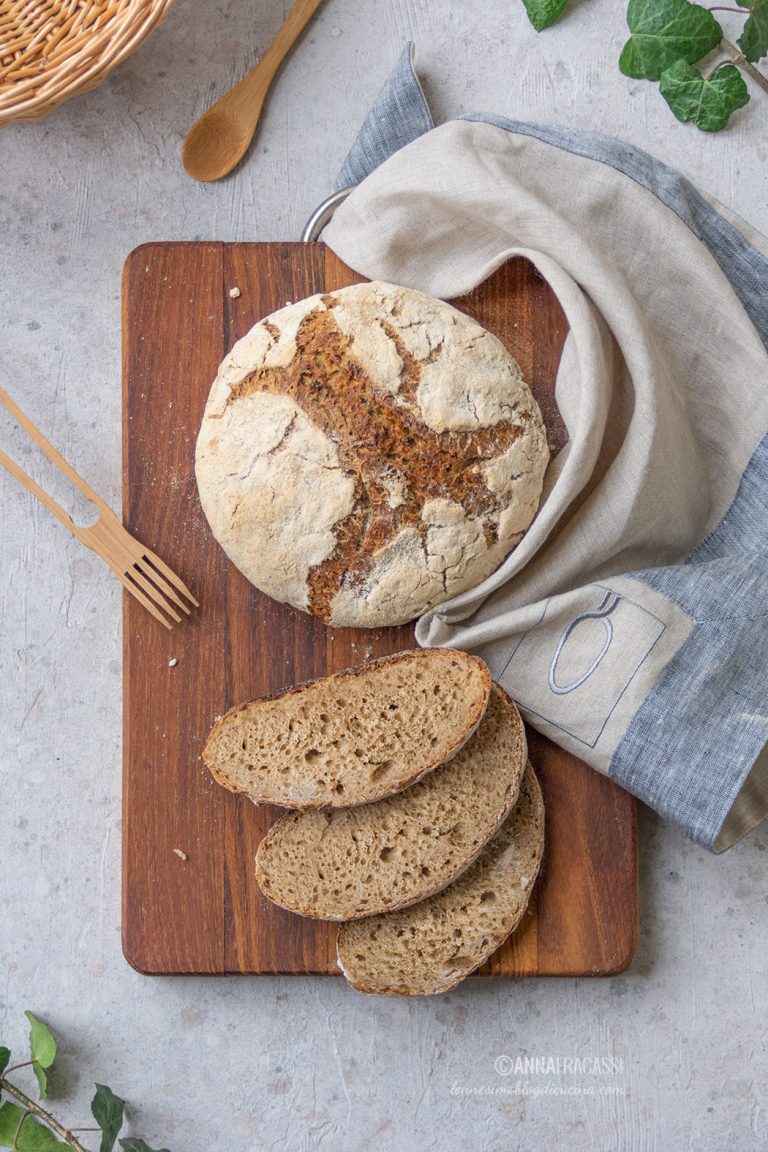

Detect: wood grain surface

[122,242,637,977]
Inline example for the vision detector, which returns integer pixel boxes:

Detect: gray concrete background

[1,1,767,1149]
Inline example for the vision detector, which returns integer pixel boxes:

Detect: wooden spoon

[182,0,326,182]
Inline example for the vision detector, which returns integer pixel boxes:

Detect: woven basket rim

[0,0,174,123]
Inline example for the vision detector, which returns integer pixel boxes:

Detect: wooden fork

[0,386,198,629]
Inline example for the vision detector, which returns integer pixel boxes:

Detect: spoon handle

[226,0,326,122]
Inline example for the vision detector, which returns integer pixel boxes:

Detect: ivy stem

[706,58,735,79]
[709,6,750,12]
[12,1109,30,1151]
[721,36,768,95]
[4,1062,34,1075]
[0,1077,91,1152]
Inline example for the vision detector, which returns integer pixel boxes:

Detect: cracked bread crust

[195,281,549,627]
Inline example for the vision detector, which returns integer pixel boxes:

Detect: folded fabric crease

[324,45,768,852]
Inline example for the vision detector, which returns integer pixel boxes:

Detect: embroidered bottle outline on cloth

[548,590,621,695]
[498,584,669,748]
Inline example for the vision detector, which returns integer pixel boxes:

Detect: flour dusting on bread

[195,281,549,626]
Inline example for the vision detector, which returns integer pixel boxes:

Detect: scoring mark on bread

[195,282,550,626]
[225,304,528,621]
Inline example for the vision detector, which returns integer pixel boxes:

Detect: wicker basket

[0,0,173,124]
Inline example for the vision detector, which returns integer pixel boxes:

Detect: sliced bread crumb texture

[337,762,545,996]
[254,684,526,920]
[203,648,491,809]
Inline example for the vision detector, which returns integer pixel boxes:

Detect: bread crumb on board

[168,657,178,667]
[173,848,188,861]
[229,286,241,299]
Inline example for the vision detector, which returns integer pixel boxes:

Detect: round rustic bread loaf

[195,281,549,627]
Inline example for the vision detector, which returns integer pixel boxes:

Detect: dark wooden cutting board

[122,242,637,977]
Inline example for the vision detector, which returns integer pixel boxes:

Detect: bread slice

[203,648,490,809]
[254,684,526,920]
[337,762,544,996]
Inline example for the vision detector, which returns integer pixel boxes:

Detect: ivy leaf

[24,1015,56,1102]
[0,1102,68,1150]
[91,1084,126,1152]
[0,1049,9,1103]
[660,60,750,130]
[118,1140,171,1152]
[620,0,722,79]
[521,0,570,32]
[738,0,768,63]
